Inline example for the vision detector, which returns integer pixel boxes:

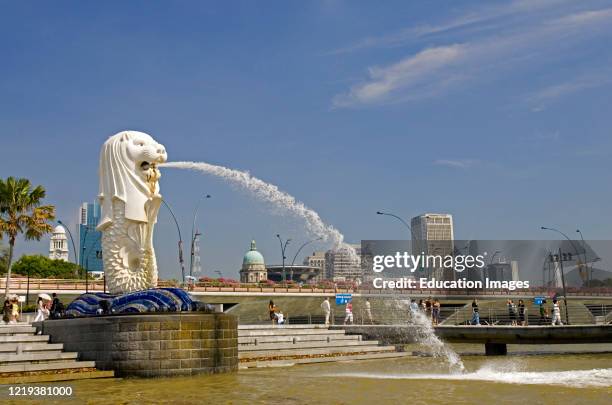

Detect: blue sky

[1,1,611,279]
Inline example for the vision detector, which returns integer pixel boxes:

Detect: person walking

[268,300,276,325]
[425,297,432,320]
[321,297,331,326]
[9,296,19,323]
[50,293,64,319]
[2,299,10,324]
[33,297,49,322]
[344,301,353,325]
[518,299,526,326]
[507,299,517,326]
[551,299,563,325]
[539,301,546,325]
[364,298,373,324]
[471,299,480,325]
[432,299,441,325]
[410,299,419,314]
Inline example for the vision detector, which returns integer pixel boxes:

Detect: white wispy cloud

[527,70,612,109]
[333,7,612,108]
[329,0,574,54]
[433,159,478,169]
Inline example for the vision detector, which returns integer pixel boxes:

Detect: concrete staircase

[0,324,114,384]
[238,324,409,368]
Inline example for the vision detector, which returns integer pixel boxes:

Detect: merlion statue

[97,131,167,294]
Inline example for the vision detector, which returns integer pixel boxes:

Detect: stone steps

[238,328,346,337]
[0,325,37,335]
[239,344,395,360]
[0,342,63,353]
[0,351,78,364]
[0,360,97,373]
[0,335,50,343]
[237,324,405,367]
[239,340,380,352]
[0,323,113,382]
[239,334,361,345]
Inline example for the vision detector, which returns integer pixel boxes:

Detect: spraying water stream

[161,161,355,256]
[389,299,465,373]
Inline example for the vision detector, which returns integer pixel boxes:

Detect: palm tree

[0,177,55,297]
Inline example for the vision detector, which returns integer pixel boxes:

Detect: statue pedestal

[41,313,238,377]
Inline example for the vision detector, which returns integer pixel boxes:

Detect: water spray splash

[161,161,355,255]
[392,299,465,373]
[326,368,612,388]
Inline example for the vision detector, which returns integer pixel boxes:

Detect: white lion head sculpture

[97,131,167,231]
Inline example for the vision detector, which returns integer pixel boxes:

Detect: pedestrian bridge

[332,324,612,355]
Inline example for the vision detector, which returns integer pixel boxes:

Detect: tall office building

[411,213,454,280]
[324,244,361,282]
[79,201,103,272]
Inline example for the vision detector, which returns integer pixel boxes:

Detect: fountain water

[161,161,356,256]
[385,299,465,373]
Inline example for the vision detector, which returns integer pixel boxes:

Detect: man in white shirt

[551,299,563,325]
[321,297,331,326]
[365,298,373,324]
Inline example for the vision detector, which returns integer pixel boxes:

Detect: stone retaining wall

[41,313,238,377]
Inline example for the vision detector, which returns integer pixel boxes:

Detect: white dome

[53,224,66,234]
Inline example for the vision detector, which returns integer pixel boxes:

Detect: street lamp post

[541,226,581,324]
[376,211,423,275]
[276,234,291,283]
[80,227,89,280]
[375,211,417,240]
[291,237,323,267]
[190,194,211,278]
[290,237,323,282]
[161,199,186,287]
[57,220,78,265]
[576,229,591,286]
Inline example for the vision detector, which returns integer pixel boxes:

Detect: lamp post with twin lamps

[190,194,211,278]
[276,234,291,283]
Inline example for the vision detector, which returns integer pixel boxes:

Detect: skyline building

[239,240,267,283]
[303,251,326,277]
[79,201,103,272]
[325,244,361,282]
[411,213,454,280]
[48,224,69,261]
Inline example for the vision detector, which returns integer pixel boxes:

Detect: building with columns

[239,240,267,283]
[49,225,69,261]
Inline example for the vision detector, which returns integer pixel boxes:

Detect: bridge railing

[444,301,600,326]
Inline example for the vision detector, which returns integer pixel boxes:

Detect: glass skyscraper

[79,201,103,272]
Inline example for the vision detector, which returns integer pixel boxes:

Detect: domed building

[239,240,267,283]
[49,225,69,262]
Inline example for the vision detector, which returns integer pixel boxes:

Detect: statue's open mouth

[140,161,151,171]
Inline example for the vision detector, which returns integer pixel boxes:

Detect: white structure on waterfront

[325,244,361,282]
[48,225,69,261]
[303,251,326,276]
[240,240,267,283]
[411,213,454,280]
[97,130,167,294]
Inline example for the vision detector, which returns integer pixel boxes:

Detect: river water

[8,344,611,405]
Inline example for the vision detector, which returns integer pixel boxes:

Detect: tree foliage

[9,255,81,279]
[0,177,55,295]
[0,243,8,274]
